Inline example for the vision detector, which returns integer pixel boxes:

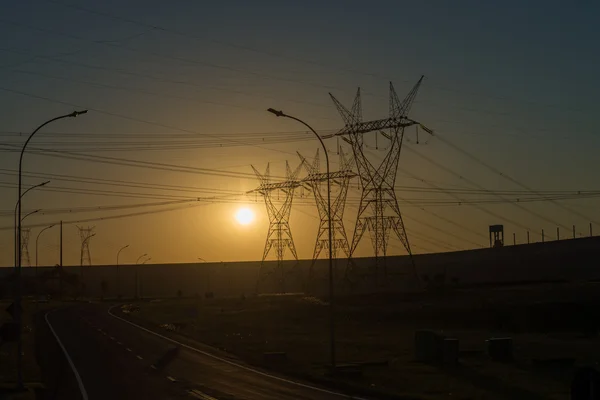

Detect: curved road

[45,304,367,400]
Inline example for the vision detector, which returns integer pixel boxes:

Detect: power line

[3,47,586,141]
[364,148,535,242]
[0,47,335,118]
[0,199,198,217]
[0,86,311,160]
[404,144,570,237]
[42,0,598,116]
[0,198,226,231]
[432,133,600,225]
[0,18,346,94]
[397,197,486,248]
[43,0,393,83]
[0,143,287,181]
[0,128,331,139]
[2,166,596,198]
[0,169,243,195]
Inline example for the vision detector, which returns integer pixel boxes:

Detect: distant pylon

[251,160,303,293]
[297,147,355,291]
[77,225,95,266]
[328,76,426,284]
[20,228,31,267]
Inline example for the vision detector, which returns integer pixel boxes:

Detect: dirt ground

[130,282,600,399]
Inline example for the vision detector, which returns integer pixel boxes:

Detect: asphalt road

[45,304,366,400]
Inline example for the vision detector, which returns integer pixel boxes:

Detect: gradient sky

[1,0,599,266]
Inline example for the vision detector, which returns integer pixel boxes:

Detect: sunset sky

[1,0,599,266]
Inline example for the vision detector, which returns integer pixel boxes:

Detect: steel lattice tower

[20,228,31,267]
[251,161,304,293]
[328,76,425,282]
[77,225,95,266]
[297,148,355,290]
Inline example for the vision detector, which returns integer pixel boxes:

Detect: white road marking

[108,305,367,399]
[117,341,123,345]
[136,355,143,360]
[150,364,157,370]
[188,389,218,400]
[166,376,177,382]
[126,348,132,352]
[45,310,89,400]
[110,336,115,340]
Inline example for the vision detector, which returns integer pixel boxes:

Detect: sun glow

[235,207,255,225]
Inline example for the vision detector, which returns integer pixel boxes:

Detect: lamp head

[70,110,88,117]
[267,108,285,117]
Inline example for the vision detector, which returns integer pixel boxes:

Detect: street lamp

[14,181,49,267]
[117,245,130,266]
[140,257,151,299]
[21,209,40,223]
[267,108,336,370]
[135,253,148,299]
[116,244,129,298]
[35,224,55,268]
[15,110,87,388]
[34,223,54,311]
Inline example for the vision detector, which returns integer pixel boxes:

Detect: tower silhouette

[328,77,425,284]
[297,148,355,291]
[77,226,95,266]
[251,161,303,293]
[20,228,31,267]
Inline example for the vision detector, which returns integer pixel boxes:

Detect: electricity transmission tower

[251,161,304,293]
[297,148,355,290]
[328,76,426,283]
[20,228,31,267]
[77,226,95,266]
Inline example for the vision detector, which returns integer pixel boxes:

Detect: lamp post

[35,224,55,269]
[136,253,148,264]
[14,181,49,268]
[140,257,151,299]
[21,209,40,223]
[117,245,130,266]
[15,110,87,388]
[34,223,54,311]
[267,108,336,370]
[116,244,129,298]
[135,253,147,299]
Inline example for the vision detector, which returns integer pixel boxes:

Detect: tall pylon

[20,228,31,267]
[328,76,425,283]
[251,160,304,293]
[297,148,355,291]
[77,226,95,266]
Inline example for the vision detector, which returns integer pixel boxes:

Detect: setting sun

[235,207,255,225]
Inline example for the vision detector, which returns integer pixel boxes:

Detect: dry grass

[132,282,600,399]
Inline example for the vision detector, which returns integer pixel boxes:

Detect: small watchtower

[489,225,504,247]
